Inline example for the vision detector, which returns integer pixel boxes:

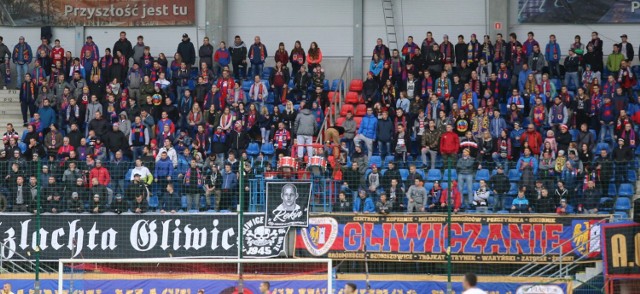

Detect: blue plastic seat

[569,129,579,142]
[383,155,395,167]
[148,196,159,209]
[507,183,518,196]
[594,143,610,154]
[323,79,330,91]
[246,142,260,156]
[475,169,490,181]
[424,182,434,192]
[472,182,480,192]
[502,196,514,210]
[399,169,409,181]
[331,79,345,92]
[618,183,634,197]
[443,169,457,180]
[508,169,520,182]
[613,211,629,221]
[614,197,632,211]
[427,169,442,181]
[242,81,253,92]
[628,170,637,182]
[608,184,617,197]
[260,142,275,156]
[369,156,383,168]
[416,169,425,180]
[181,196,188,210]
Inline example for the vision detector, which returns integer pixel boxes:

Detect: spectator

[131,194,149,214]
[113,31,133,66]
[66,191,84,213]
[13,36,33,87]
[472,180,490,207]
[440,180,462,213]
[89,193,105,213]
[564,49,580,89]
[248,36,267,78]
[421,119,440,169]
[556,198,573,215]
[457,148,476,204]
[612,138,633,187]
[104,123,129,160]
[220,163,238,211]
[527,44,545,83]
[89,159,111,188]
[511,186,531,213]
[406,178,426,212]
[489,165,509,210]
[376,193,392,214]
[606,44,623,76]
[269,60,290,104]
[544,34,561,79]
[618,34,634,61]
[307,42,322,72]
[367,164,380,193]
[599,96,616,144]
[535,188,556,213]
[229,35,248,81]
[183,159,203,211]
[333,191,352,212]
[353,188,375,214]
[177,33,196,68]
[198,37,214,71]
[440,124,460,164]
[0,36,11,90]
[162,183,182,213]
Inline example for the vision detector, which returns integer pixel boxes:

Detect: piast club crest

[299,217,338,257]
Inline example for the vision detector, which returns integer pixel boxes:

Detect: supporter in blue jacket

[354,107,378,158]
[154,151,174,180]
[353,189,375,213]
[544,35,561,78]
[37,98,56,129]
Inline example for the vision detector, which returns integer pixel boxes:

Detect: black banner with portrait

[265,182,312,228]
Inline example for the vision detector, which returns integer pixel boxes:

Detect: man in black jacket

[333,191,352,212]
[564,49,580,90]
[113,31,133,67]
[177,33,196,68]
[618,34,634,62]
[104,123,129,160]
[199,37,214,70]
[612,138,633,187]
[454,35,467,67]
[229,35,247,81]
[489,165,509,210]
[595,149,614,194]
[381,161,401,191]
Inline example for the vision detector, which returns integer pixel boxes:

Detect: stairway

[381,0,398,51]
[0,89,26,134]
[573,261,604,293]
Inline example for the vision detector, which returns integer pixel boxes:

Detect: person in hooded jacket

[293,104,317,160]
[229,35,247,81]
[177,33,196,68]
[228,121,249,155]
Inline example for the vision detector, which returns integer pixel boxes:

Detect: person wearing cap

[111,194,128,214]
[66,191,84,213]
[618,34,634,62]
[113,31,133,67]
[81,36,99,63]
[177,33,196,68]
[89,193,105,214]
[564,48,580,90]
[555,198,573,215]
[12,36,33,87]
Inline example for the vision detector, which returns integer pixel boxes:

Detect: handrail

[1,240,56,273]
[316,57,352,144]
[511,217,609,277]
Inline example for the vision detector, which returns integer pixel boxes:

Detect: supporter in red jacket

[440,180,462,213]
[89,159,111,187]
[520,123,543,155]
[440,124,460,163]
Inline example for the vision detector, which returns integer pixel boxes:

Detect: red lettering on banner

[532,224,545,254]
[509,224,532,254]
[464,223,483,253]
[485,223,509,254]
[344,223,362,251]
[545,224,564,253]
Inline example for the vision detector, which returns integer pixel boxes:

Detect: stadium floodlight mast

[58,258,333,293]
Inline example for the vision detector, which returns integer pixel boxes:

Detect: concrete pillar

[205,0,228,45]
[486,0,509,38]
[353,0,364,80]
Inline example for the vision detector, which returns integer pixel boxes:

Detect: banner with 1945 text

[295,214,606,263]
[0,213,287,260]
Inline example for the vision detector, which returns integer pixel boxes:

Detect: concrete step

[0,89,19,103]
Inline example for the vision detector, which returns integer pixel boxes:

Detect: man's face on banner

[282,186,298,208]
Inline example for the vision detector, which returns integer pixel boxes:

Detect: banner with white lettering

[0,213,286,261]
[0,0,194,26]
[265,182,311,228]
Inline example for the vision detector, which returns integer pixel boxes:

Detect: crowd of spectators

[0,29,637,215]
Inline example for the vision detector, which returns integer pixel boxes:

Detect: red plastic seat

[335,117,346,126]
[345,91,359,104]
[355,104,367,116]
[325,106,336,116]
[328,92,341,104]
[354,116,363,128]
[340,104,355,116]
[349,79,363,92]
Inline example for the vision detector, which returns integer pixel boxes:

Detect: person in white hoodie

[463,273,487,294]
[155,138,178,168]
[130,158,153,184]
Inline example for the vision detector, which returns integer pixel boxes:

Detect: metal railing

[316,57,352,144]
[1,240,56,274]
[511,217,609,278]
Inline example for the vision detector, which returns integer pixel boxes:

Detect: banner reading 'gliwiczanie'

[0,0,195,27]
[295,214,606,263]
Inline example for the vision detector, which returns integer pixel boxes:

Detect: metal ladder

[382,0,398,51]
